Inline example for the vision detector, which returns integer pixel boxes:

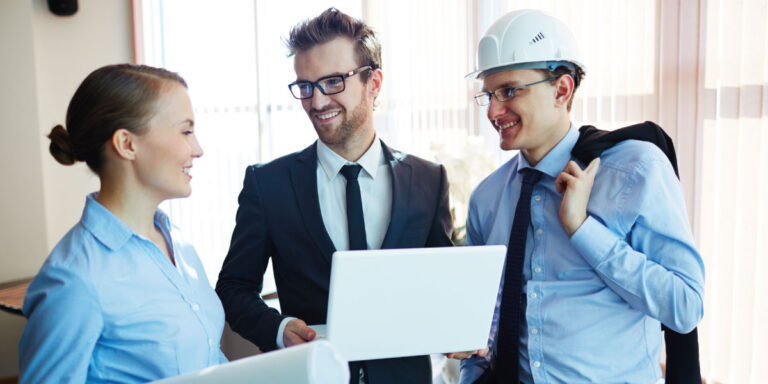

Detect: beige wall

[0,0,132,377]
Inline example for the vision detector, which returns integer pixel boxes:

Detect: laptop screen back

[325,245,505,361]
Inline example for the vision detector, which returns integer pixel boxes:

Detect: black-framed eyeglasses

[288,66,373,99]
[473,76,558,106]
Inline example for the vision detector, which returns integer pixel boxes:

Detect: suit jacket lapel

[381,141,412,249]
[290,142,336,265]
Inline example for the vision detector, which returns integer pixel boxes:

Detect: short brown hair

[286,7,381,81]
[48,64,187,174]
[536,65,586,111]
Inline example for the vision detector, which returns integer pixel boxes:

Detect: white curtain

[696,1,768,382]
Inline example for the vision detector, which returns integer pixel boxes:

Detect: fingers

[284,319,316,347]
[284,331,306,347]
[445,347,489,360]
[557,158,600,236]
[555,171,577,193]
[556,161,583,194]
[445,351,473,360]
[585,157,600,176]
[563,158,600,177]
[557,159,600,193]
[284,330,314,346]
[563,160,583,176]
[555,172,565,193]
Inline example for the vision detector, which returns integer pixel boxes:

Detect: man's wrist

[276,316,296,349]
[565,214,587,237]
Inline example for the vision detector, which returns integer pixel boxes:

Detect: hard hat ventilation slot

[529,32,546,45]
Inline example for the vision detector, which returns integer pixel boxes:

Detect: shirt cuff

[276,316,296,349]
[459,354,490,384]
[569,216,620,267]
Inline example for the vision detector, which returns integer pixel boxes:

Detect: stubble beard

[314,95,370,147]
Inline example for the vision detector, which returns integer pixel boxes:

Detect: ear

[110,128,137,161]
[553,74,575,109]
[367,68,383,99]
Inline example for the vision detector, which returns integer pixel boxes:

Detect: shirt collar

[317,135,384,181]
[154,208,172,233]
[80,193,134,251]
[80,192,173,251]
[516,123,579,179]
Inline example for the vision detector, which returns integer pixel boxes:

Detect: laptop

[310,245,506,361]
[150,340,349,384]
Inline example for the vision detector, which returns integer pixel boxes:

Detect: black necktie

[495,168,542,382]
[340,164,367,251]
[571,121,700,384]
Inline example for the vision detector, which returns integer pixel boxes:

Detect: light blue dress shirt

[19,193,226,383]
[460,125,705,384]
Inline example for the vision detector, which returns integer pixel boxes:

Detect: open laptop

[150,340,349,384]
[310,245,506,362]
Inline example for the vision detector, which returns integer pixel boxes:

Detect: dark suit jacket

[216,140,454,383]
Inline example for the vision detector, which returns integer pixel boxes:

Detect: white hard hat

[466,9,585,80]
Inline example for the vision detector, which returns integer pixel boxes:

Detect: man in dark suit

[216,8,453,384]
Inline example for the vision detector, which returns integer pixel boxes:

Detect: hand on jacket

[556,158,600,236]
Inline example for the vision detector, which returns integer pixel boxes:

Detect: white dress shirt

[316,136,392,251]
[277,136,393,347]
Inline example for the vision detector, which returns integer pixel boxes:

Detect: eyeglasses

[473,76,557,106]
[288,66,373,99]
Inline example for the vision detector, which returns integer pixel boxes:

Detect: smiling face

[293,36,379,155]
[132,82,203,201]
[483,68,571,165]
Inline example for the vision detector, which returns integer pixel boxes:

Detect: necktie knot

[341,164,362,181]
[521,168,543,186]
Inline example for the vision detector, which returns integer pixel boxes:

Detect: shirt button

[208,339,214,346]
[531,328,539,335]
[530,292,538,299]
[533,361,541,368]
[536,228,543,236]
[192,303,200,311]
[534,195,541,202]
[534,266,542,273]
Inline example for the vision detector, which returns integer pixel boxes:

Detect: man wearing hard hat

[455,9,705,384]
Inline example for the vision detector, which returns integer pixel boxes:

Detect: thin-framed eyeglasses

[288,66,373,99]
[473,76,558,106]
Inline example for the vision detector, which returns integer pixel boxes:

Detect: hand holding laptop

[445,347,489,360]
[284,318,316,347]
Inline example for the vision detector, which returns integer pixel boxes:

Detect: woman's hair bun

[48,124,77,165]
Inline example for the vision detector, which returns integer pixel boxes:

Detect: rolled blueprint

[151,340,349,384]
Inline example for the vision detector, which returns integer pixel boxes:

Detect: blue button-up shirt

[19,194,226,383]
[460,125,705,384]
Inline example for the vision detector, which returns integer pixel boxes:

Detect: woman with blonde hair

[19,64,226,383]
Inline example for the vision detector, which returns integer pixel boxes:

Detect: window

[136,0,362,292]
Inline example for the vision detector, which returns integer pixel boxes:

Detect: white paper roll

[151,340,349,384]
